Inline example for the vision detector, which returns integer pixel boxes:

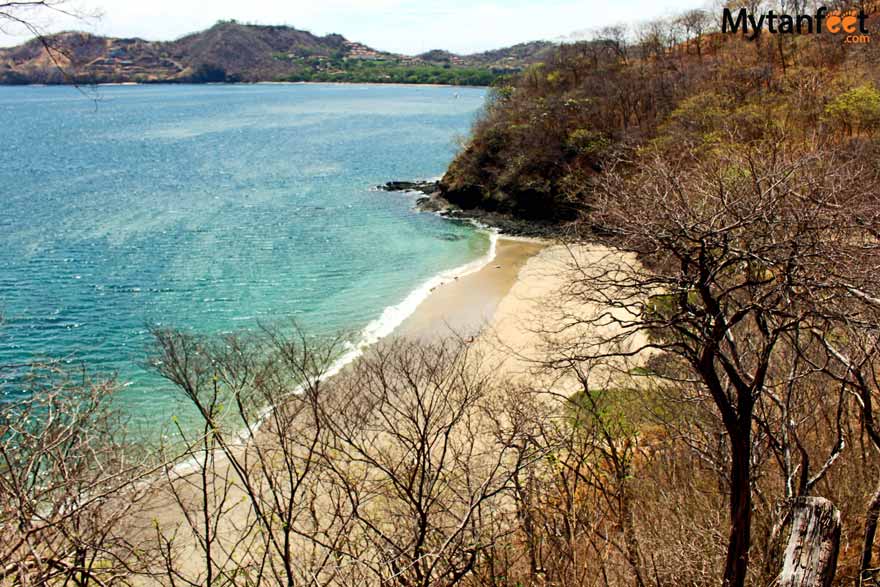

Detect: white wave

[169,228,499,477]
[360,231,497,345]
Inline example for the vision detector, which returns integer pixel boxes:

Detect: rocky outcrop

[378,181,440,195]
[380,180,565,238]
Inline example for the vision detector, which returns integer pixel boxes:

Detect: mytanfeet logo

[722,6,871,43]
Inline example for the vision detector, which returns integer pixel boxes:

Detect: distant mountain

[0,22,555,86]
[462,41,558,66]
[417,41,556,69]
[551,30,593,44]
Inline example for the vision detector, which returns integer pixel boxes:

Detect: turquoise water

[0,83,488,429]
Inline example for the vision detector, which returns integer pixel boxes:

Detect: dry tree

[541,140,880,586]
[149,327,537,587]
[0,365,163,585]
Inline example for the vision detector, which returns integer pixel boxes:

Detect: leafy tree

[824,83,880,136]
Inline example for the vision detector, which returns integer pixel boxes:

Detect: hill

[435,6,880,586]
[461,40,558,67]
[439,11,880,221]
[418,40,556,69]
[0,22,553,85]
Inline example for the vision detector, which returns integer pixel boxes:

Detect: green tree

[824,83,880,136]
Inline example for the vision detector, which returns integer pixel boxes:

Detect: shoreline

[308,231,548,380]
[143,237,658,581]
[139,235,556,574]
[168,232,546,475]
[308,230,504,382]
[258,81,490,89]
[1,81,491,89]
[395,236,546,340]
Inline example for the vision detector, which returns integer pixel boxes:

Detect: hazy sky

[1,0,709,54]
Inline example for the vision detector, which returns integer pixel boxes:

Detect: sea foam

[170,227,498,476]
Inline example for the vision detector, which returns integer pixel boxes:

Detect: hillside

[0,22,552,85]
[435,6,880,586]
[439,11,880,221]
[418,40,556,69]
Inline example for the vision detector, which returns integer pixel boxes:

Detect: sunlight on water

[0,83,487,434]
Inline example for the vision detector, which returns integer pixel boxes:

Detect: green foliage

[567,387,642,442]
[824,83,880,135]
[662,91,729,146]
[279,60,498,86]
[643,291,703,323]
[643,291,700,342]
[567,128,610,156]
[493,85,515,101]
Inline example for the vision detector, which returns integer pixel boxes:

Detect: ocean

[0,83,489,432]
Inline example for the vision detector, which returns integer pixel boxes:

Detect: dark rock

[380,179,569,238]
[440,208,564,238]
[379,181,440,195]
[418,193,566,238]
[415,195,450,213]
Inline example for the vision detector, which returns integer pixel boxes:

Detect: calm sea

[0,83,488,431]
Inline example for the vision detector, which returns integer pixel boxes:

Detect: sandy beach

[406,237,647,389]
[131,238,550,571]
[130,236,651,583]
[395,237,547,341]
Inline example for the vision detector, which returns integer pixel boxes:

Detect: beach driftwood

[778,497,841,587]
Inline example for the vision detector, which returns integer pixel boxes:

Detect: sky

[1,0,709,55]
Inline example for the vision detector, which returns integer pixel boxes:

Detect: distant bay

[0,83,488,433]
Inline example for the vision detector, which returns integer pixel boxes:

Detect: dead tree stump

[778,497,841,587]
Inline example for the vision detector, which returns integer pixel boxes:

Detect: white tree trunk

[779,497,841,587]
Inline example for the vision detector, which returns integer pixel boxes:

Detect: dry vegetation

[5,1,880,586]
[440,0,880,222]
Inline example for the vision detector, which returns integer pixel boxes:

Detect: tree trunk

[763,503,794,582]
[723,425,752,587]
[779,497,841,587]
[859,477,880,586]
[620,478,647,587]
